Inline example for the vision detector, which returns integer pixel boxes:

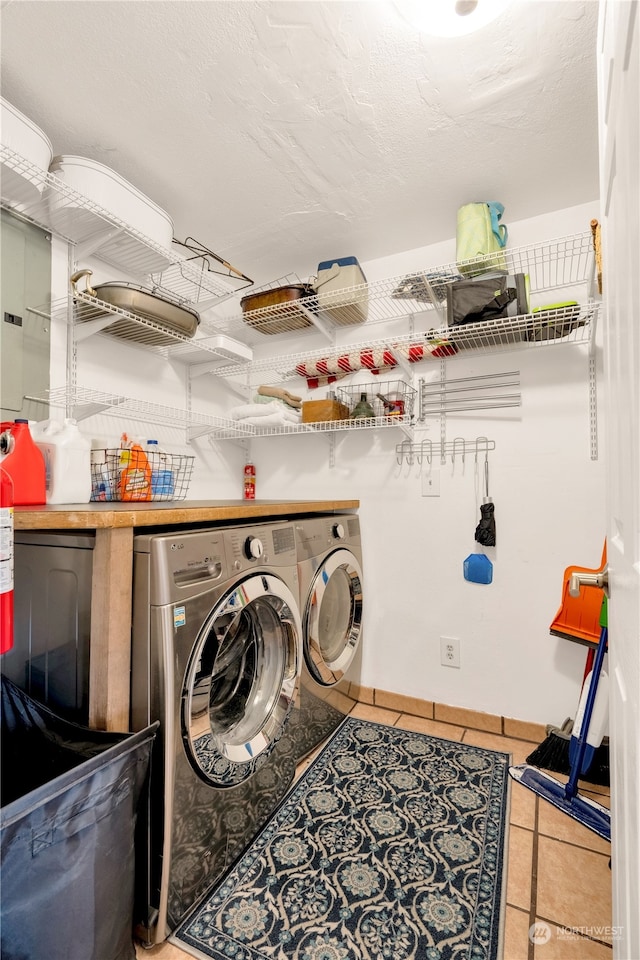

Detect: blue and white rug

[173,717,510,960]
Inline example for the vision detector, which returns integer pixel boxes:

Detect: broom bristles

[526,725,610,787]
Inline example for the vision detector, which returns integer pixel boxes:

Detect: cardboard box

[301,399,350,423]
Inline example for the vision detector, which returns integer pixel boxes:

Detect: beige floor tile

[395,713,465,741]
[536,835,612,937]
[503,905,533,960]
[510,781,537,829]
[532,920,614,958]
[348,702,401,724]
[506,825,534,911]
[463,729,539,765]
[434,702,502,733]
[537,795,611,855]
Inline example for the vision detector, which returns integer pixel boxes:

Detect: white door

[597,2,640,956]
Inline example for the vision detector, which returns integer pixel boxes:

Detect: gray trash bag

[1,676,157,960]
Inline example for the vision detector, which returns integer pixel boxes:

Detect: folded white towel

[229,401,300,424]
[242,412,303,427]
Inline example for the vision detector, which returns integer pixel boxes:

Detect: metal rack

[39,386,254,442]
[210,231,599,351]
[29,290,254,367]
[419,371,521,418]
[0,145,246,308]
[396,437,496,466]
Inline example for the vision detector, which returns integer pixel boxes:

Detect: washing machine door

[182,573,301,787]
[304,548,363,686]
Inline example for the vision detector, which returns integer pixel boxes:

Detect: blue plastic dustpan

[464,553,493,584]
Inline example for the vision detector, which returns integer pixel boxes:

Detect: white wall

[50,199,605,725]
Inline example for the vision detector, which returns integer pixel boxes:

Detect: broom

[526,621,610,786]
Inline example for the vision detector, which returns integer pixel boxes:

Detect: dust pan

[549,541,607,646]
[463,553,493,584]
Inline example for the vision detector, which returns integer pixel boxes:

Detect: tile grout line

[528,795,540,960]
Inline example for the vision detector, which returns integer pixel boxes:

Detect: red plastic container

[0,420,46,506]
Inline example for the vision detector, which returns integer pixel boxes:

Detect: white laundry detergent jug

[32,418,91,503]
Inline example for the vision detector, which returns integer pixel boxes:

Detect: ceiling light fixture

[394,0,512,37]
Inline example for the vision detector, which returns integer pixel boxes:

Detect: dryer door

[182,573,301,787]
[304,548,363,686]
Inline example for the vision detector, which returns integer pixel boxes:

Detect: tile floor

[135,703,613,960]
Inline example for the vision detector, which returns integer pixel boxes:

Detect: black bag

[446,273,530,327]
[1,676,157,960]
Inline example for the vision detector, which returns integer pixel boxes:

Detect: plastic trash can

[0,675,157,960]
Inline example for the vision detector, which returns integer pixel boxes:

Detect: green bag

[456,202,508,275]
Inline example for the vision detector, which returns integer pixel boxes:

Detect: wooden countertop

[14,499,360,530]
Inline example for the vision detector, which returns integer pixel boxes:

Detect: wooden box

[301,399,350,423]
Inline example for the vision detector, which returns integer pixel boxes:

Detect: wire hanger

[172,236,253,287]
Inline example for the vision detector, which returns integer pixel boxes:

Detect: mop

[509,599,611,841]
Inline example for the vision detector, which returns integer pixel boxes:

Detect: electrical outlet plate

[440,636,461,668]
[422,470,440,497]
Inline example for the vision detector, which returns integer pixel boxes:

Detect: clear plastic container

[32,419,91,504]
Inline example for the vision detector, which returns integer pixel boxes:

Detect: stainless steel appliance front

[131,521,301,945]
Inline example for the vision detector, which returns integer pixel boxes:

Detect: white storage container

[32,419,91,504]
[0,98,53,207]
[48,155,174,248]
[313,255,368,326]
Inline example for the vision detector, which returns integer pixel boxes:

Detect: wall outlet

[422,470,440,497]
[440,636,460,668]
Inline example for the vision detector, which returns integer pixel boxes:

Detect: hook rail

[396,437,495,466]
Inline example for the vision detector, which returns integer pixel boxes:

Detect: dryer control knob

[244,536,264,560]
[332,522,345,540]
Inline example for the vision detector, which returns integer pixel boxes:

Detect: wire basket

[90,449,195,502]
[337,379,417,420]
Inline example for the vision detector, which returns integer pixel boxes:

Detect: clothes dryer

[130,521,301,945]
[290,513,364,760]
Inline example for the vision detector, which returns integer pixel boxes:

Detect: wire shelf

[31,291,253,363]
[1,145,245,306]
[43,386,248,438]
[210,231,597,347]
[212,302,599,383]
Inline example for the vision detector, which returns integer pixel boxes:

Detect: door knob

[569,566,609,598]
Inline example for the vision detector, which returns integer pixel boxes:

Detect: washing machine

[290,513,364,761]
[130,520,302,946]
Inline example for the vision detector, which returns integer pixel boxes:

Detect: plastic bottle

[32,418,92,504]
[0,419,46,505]
[0,467,14,654]
[118,436,152,502]
[145,439,175,500]
[243,461,256,500]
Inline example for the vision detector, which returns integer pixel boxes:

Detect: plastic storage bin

[0,676,157,960]
[0,97,53,208]
[47,155,174,247]
[313,255,368,326]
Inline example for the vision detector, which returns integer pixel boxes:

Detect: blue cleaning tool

[509,598,610,841]
[463,553,493,584]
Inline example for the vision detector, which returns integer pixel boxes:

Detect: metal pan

[70,269,200,346]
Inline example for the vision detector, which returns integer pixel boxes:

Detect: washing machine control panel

[244,536,264,560]
[332,522,345,540]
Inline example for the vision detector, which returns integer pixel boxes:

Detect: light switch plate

[422,470,440,497]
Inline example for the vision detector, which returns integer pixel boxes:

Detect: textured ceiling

[0,0,599,286]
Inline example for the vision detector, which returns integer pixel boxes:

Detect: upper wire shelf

[0,145,248,308]
[209,231,598,347]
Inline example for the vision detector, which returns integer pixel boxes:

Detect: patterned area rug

[172,718,510,960]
